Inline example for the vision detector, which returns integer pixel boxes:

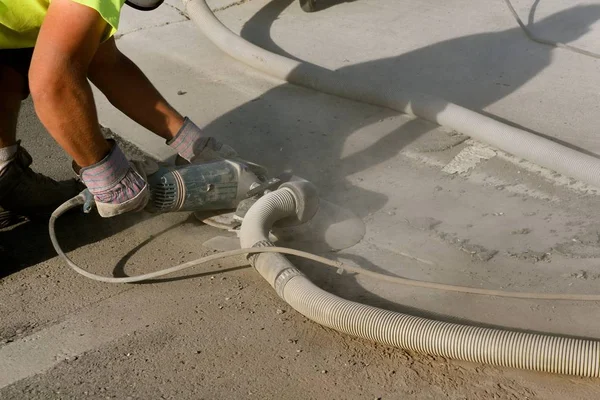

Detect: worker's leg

[88,38,237,163]
[29,16,110,168]
[0,66,21,150]
[30,0,149,217]
[0,52,82,220]
[0,64,24,227]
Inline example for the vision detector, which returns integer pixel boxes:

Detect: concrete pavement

[3,0,600,398]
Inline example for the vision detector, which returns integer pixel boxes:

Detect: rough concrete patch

[508,250,550,263]
[401,149,447,168]
[459,243,498,262]
[407,130,468,153]
[0,322,38,346]
[404,149,561,202]
[562,270,600,281]
[404,216,442,231]
[553,242,600,259]
[442,141,497,175]
[575,230,600,246]
[436,232,498,262]
[552,224,600,259]
[496,152,600,196]
[563,270,600,281]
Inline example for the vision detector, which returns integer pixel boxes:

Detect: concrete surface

[3,0,600,398]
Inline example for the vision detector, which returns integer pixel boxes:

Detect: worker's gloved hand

[79,140,149,218]
[168,117,238,165]
[168,117,268,178]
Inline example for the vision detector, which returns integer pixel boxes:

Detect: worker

[0,0,236,225]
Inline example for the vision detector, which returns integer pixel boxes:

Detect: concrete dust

[202,235,241,251]
[459,242,499,262]
[274,199,366,252]
[405,216,442,231]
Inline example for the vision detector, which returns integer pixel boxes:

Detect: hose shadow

[0,209,153,278]
[242,0,357,57]
[235,0,600,154]
[111,214,251,283]
[211,0,600,216]
[111,217,191,278]
[0,98,159,277]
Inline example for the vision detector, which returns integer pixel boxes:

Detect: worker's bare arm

[89,37,184,141]
[29,0,110,167]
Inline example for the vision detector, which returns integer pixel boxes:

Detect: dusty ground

[3,0,600,398]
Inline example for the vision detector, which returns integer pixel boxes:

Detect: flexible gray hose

[184,0,600,189]
[240,188,600,377]
[49,192,600,375]
[49,193,600,374]
[50,193,600,300]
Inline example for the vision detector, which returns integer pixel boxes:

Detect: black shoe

[0,144,84,219]
[0,209,27,229]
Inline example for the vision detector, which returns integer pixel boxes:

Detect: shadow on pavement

[198,0,600,332]
[305,0,357,13]
[0,100,156,277]
[0,210,151,278]
[208,0,600,216]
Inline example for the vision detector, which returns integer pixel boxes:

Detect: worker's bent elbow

[30,69,64,106]
[29,60,86,106]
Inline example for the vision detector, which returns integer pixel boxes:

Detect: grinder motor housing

[145,160,262,213]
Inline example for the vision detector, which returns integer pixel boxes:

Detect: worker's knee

[28,56,86,106]
[0,66,25,134]
[0,65,27,101]
[28,63,56,106]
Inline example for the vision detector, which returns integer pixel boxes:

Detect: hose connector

[248,239,274,265]
[276,179,319,227]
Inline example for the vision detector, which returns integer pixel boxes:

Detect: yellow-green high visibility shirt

[0,0,125,49]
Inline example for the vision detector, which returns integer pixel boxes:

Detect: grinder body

[145,160,261,213]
